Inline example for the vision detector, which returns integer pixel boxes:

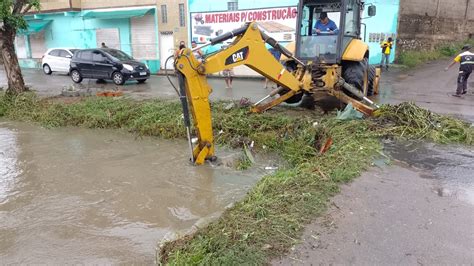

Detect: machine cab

[295,0,364,64]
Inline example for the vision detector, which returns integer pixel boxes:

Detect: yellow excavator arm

[175,22,311,165]
[174,22,378,165]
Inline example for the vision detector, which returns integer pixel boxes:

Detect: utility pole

[436,0,441,17]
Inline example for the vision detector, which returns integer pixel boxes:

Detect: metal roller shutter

[15,35,28,59]
[96,28,120,49]
[29,31,46,59]
[131,14,157,60]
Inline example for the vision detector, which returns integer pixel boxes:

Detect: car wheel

[71,69,83,83]
[112,72,125,85]
[43,64,52,75]
[137,79,147,84]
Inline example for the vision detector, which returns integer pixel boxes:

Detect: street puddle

[0,121,269,264]
[384,140,474,206]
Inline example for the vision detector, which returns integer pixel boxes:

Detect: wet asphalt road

[1,61,473,120]
[0,68,270,103]
[274,142,474,265]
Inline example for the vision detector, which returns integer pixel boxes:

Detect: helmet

[461,44,472,51]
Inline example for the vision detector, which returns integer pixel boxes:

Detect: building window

[161,5,168,24]
[228,1,238,11]
[179,3,185,27]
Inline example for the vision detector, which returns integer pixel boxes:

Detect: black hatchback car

[70,49,150,85]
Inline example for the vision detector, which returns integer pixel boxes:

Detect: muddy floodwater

[0,121,268,264]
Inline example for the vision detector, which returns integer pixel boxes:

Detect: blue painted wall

[18,9,161,72]
[41,13,132,55]
[363,0,400,64]
[188,0,400,64]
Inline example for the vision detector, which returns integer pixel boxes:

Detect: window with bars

[179,3,185,27]
[161,5,168,23]
[227,1,238,11]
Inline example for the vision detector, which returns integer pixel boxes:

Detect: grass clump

[397,39,474,68]
[0,93,472,264]
[374,102,473,144]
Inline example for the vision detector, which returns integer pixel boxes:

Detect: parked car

[69,48,150,85]
[42,48,78,75]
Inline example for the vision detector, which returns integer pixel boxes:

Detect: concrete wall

[157,0,189,47]
[38,0,72,11]
[80,0,155,9]
[397,0,474,51]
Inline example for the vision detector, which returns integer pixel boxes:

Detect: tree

[0,0,40,95]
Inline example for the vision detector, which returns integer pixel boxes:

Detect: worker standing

[191,41,203,62]
[445,44,473,97]
[380,37,393,71]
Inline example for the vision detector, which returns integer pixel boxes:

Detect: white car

[41,48,78,75]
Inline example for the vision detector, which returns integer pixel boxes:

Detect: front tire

[112,72,125,85]
[43,64,52,75]
[70,69,82,83]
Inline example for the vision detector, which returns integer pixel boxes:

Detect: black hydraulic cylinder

[210,23,250,45]
[177,72,191,128]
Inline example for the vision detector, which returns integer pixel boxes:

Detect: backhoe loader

[174,0,380,165]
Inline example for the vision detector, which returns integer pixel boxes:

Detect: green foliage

[0,0,40,30]
[397,39,474,68]
[374,102,473,144]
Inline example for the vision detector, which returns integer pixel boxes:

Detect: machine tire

[277,60,304,104]
[342,58,368,98]
[367,65,376,96]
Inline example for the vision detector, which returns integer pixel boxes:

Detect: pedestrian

[445,44,473,97]
[264,47,282,89]
[191,40,203,61]
[380,37,393,70]
[223,68,234,89]
[101,42,108,48]
[175,41,186,56]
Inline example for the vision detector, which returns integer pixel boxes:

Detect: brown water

[0,121,267,264]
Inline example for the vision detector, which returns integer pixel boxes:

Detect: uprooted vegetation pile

[0,93,472,264]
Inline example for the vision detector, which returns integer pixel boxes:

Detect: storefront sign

[190,6,297,44]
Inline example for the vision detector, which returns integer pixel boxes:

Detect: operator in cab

[313,12,339,35]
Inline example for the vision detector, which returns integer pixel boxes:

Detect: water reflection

[0,125,20,203]
[0,122,264,264]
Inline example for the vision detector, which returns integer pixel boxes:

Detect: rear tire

[70,69,82,83]
[43,64,52,75]
[112,72,125,85]
[367,65,376,96]
[342,58,369,99]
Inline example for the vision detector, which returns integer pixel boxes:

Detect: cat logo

[232,52,245,62]
[225,47,249,65]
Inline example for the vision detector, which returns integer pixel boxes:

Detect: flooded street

[0,121,265,264]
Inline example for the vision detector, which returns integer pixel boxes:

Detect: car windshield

[70,49,79,54]
[105,49,133,61]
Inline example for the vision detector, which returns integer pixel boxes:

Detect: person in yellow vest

[445,44,473,97]
[380,37,393,70]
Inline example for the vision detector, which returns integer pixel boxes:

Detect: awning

[82,8,154,20]
[19,20,51,34]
